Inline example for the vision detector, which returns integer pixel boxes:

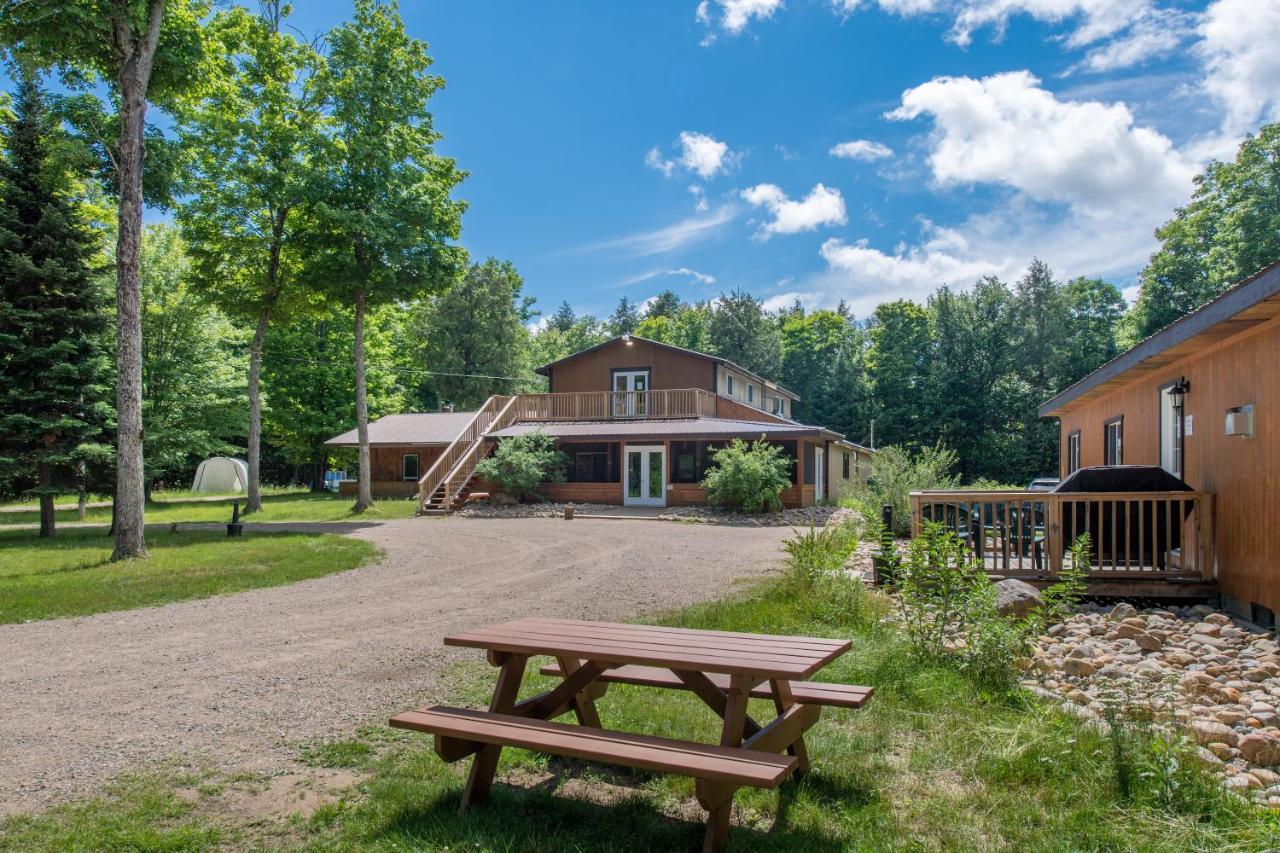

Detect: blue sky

[18,1,1280,320]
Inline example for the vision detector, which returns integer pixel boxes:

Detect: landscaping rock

[1239,733,1280,767]
[994,579,1043,619]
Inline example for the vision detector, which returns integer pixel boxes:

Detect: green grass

[0,490,418,526]
[0,527,380,624]
[0,484,306,511]
[6,530,1280,850]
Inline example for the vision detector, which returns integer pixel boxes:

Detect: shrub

[782,518,887,631]
[853,443,959,536]
[701,438,792,514]
[474,430,567,501]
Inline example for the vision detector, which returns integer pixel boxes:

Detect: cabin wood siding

[547,338,715,394]
[1054,315,1279,614]
[714,395,792,425]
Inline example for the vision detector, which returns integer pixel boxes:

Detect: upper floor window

[1066,430,1081,474]
[771,397,784,416]
[1104,418,1123,466]
[726,375,734,396]
[747,384,754,403]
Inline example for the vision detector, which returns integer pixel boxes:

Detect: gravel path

[0,517,793,815]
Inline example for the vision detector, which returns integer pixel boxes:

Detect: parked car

[1027,477,1059,493]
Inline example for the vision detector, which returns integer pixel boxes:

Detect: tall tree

[2,0,210,558]
[867,299,931,449]
[176,3,322,512]
[0,66,110,536]
[546,300,577,333]
[413,258,532,408]
[707,289,782,377]
[307,0,466,511]
[607,295,639,335]
[642,289,682,320]
[1061,276,1125,382]
[263,305,403,491]
[1133,124,1280,337]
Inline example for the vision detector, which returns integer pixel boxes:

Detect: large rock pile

[1024,602,1280,804]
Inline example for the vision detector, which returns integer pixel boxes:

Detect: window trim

[1066,430,1081,475]
[402,453,420,481]
[1103,417,1123,466]
[1158,380,1184,478]
[726,374,734,396]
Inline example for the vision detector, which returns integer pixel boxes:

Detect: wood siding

[548,338,714,394]
[1055,316,1280,614]
[714,395,792,424]
[341,445,444,498]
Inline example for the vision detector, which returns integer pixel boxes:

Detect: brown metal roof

[489,417,840,442]
[324,412,477,447]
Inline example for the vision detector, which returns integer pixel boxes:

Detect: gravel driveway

[0,517,793,814]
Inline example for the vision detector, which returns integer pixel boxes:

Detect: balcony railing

[909,489,1215,580]
[514,388,718,421]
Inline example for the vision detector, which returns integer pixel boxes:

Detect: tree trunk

[352,288,373,512]
[111,79,148,560]
[246,305,270,513]
[38,462,55,538]
[109,1,165,561]
[76,460,87,521]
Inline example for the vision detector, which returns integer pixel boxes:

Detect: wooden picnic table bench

[390,617,871,851]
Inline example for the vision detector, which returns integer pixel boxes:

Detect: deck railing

[908,489,1215,580]
[513,388,717,421]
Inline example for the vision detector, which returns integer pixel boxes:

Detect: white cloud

[1069,8,1195,74]
[581,206,738,257]
[688,184,709,211]
[741,183,848,239]
[646,131,738,179]
[829,139,894,161]
[887,71,1196,215]
[1198,0,1280,134]
[698,0,785,35]
[761,291,824,312]
[618,267,718,287]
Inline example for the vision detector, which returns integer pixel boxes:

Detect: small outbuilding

[191,457,249,493]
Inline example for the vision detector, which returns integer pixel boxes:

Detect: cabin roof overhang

[324,412,478,447]
[1040,260,1280,418]
[534,335,800,401]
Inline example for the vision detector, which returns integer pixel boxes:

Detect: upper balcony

[513,388,718,421]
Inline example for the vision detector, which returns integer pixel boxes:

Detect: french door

[624,445,666,507]
[613,370,649,417]
[814,445,826,503]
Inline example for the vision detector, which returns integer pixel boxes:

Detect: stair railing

[417,396,510,511]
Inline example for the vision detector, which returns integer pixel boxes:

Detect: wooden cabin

[1039,261,1280,621]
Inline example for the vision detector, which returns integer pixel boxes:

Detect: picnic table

[390,617,872,851]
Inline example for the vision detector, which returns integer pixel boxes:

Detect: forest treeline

[2,0,1279,534]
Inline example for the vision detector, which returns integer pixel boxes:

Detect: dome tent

[191,457,249,493]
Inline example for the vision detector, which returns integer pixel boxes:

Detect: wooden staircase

[417,395,519,514]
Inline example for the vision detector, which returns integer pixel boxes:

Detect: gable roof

[535,335,799,400]
[1040,260,1280,417]
[324,412,477,447]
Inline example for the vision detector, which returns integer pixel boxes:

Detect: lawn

[0,527,380,624]
[0,484,305,511]
[0,490,418,526]
[5,545,1278,851]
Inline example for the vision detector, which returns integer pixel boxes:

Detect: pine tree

[608,295,640,336]
[0,68,110,537]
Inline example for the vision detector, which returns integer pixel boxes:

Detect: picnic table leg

[701,674,752,851]
[556,657,603,728]
[770,679,810,775]
[459,651,528,813]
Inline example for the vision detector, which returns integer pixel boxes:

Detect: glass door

[813,446,825,503]
[623,445,665,507]
[613,370,649,417]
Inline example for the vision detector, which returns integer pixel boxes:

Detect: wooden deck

[513,388,718,421]
[909,489,1216,592]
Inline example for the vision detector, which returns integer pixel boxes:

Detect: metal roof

[324,412,477,447]
[489,417,840,442]
[1040,260,1280,417]
[534,335,800,400]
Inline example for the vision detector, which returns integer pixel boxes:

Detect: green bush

[782,518,887,631]
[852,443,959,536]
[701,438,792,513]
[474,430,567,502]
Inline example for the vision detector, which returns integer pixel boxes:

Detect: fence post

[1045,494,1063,577]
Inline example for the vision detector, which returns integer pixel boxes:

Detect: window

[726,374,734,396]
[1066,431,1081,474]
[747,384,754,403]
[1104,418,1123,466]
[842,451,851,480]
[402,453,420,481]
[803,442,816,485]
[563,442,619,483]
